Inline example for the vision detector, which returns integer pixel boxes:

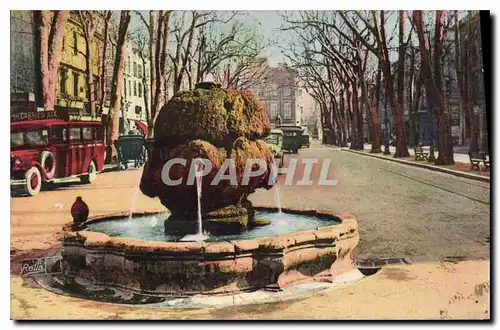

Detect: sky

[129,10,470,67]
[129,10,285,65]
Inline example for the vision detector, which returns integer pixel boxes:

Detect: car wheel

[24,167,42,196]
[81,160,97,184]
[40,151,56,179]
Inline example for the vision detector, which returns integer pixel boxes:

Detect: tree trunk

[413,10,454,165]
[33,10,69,110]
[107,11,131,162]
[352,83,363,150]
[152,11,164,124]
[412,65,423,147]
[375,61,383,147]
[149,11,156,121]
[433,10,454,164]
[160,11,171,103]
[362,69,381,153]
[174,12,198,94]
[380,10,409,157]
[82,36,95,116]
[465,11,479,152]
[98,11,111,115]
[339,89,348,147]
[80,11,97,117]
[140,54,151,137]
[408,46,415,147]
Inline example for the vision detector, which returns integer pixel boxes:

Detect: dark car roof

[270,129,284,135]
[277,125,303,132]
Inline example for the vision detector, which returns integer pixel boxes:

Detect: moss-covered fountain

[140,82,275,234]
[59,82,360,301]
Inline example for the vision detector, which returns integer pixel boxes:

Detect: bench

[483,153,490,168]
[414,146,429,161]
[469,151,489,170]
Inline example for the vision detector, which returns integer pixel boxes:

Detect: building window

[271,84,278,97]
[73,31,78,55]
[59,69,67,95]
[128,80,131,96]
[284,102,291,119]
[270,102,278,119]
[123,78,127,97]
[133,62,137,78]
[73,72,79,97]
[134,81,137,96]
[138,64,142,79]
[138,82,142,97]
[284,84,291,96]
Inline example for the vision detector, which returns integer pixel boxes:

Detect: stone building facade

[119,41,150,134]
[252,63,298,127]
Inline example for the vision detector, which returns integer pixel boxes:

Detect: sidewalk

[10,259,490,319]
[362,144,471,164]
[344,145,490,183]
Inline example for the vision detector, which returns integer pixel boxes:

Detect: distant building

[10,11,35,95]
[55,11,100,116]
[101,35,151,135]
[10,11,37,114]
[251,62,298,127]
[10,10,101,120]
[119,40,150,135]
[442,11,487,150]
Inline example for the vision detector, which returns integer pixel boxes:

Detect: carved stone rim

[62,208,358,254]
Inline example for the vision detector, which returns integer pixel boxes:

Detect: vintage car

[114,134,147,170]
[277,125,303,154]
[11,119,105,196]
[301,128,311,148]
[264,129,284,167]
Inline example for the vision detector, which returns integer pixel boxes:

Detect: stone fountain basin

[60,209,359,297]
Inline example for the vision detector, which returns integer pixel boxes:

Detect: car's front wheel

[24,167,42,196]
[81,160,97,184]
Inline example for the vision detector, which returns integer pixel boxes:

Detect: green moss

[154,87,271,148]
[206,204,249,219]
[250,217,271,227]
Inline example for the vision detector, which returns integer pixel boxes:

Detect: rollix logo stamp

[20,256,61,276]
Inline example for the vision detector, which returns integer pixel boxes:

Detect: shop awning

[136,120,149,136]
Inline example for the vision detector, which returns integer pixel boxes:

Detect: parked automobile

[277,125,303,154]
[11,119,105,196]
[114,135,147,170]
[301,128,311,148]
[264,129,284,167]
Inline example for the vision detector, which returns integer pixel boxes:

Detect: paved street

[11,140,490,263]
[9,139,491,319]
[251,140,490,262]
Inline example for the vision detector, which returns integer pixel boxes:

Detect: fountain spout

[180,158,209,242]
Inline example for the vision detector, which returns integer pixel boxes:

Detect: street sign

[11,110,59,122]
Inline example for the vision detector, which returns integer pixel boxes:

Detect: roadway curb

[341,148,490,183]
